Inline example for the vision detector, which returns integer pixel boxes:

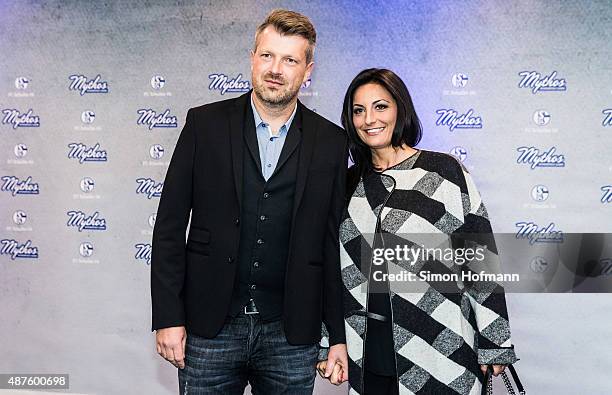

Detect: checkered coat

[322,150,517,395]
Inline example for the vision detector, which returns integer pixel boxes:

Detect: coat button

[250,284,257,290]
[227,257,234,263]
[253,261,259,268]
[257,238,264,245]
[260,215,266,221]
[263,192,270,199]
[234,218,240,226]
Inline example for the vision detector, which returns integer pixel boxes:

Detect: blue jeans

[178,313,318,394]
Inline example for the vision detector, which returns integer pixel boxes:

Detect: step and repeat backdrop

[1,1,611,394]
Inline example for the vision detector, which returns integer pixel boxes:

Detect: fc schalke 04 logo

[79,242,94,257]
[148,213,157,228]
[15,77,29,90]
[533,110,551,126]
[149,144,165,159]
[81,110,96,124]
[449,147,468,162]
[151,75,166,90]
[451,73,469,88]
[80,177,95,193]
[13,210,27,225]
[14,144,28,158]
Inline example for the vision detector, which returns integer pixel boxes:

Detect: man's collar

[250,93,298,130]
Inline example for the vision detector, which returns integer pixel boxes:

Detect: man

[151,9,348,394]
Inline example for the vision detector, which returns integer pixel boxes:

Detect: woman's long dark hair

[341,68,422,174]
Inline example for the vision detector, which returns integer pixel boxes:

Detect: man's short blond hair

[254,9,317,63]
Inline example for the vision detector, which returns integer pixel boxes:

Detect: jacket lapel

[271,107,302,178]
[228,91,252,209]
[231,96,314,219]
[291,102,316,220]
[242,101,263,175]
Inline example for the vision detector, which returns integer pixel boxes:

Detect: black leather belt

[244,299,259,315]
[348,309,388,322]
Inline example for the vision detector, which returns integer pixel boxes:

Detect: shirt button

[253,261,259,268]
[257,238,264,245]
[250,284,257,290]
[269,137,274,142]
[260,215,266,221]
[267,164,272,168]
[263,192,270,199]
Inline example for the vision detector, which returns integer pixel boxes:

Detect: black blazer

[151,91,347,346]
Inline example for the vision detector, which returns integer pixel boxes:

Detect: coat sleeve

[150,108,196,331]
[321,132,349,347]
[456,165,518,365]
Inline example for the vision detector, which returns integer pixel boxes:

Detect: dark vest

[228,105,301,320]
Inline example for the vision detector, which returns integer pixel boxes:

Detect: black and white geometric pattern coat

[321,150,517,395]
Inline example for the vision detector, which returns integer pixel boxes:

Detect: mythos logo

[135,243,152,265]
[136,178,163,199]
[518,70,566,94]
[67,143,108,164]
[137,109,178,130]
[515,222,564,244]
[68,74,109,95]
[602,109,612,127]
[435,109,482,131]
[1,176,39,196]
[66,210,107,231]
[516,146,565,169]
[601,186,612,203]
[208,73,250,95]
[0,239,39,259]
[2,109,40,129]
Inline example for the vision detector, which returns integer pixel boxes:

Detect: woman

[318,69,518,394]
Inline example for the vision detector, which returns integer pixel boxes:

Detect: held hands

[156,326,187,369]
[480,364,506,376]
[316,343,349,385]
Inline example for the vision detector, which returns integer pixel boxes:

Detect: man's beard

[252,72,300,108]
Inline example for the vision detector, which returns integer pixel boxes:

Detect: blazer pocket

[307,261,323,268]
[186,242,210,256]
[309,167,334,177]
[188,227,210,244]
[186,227,211,255]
